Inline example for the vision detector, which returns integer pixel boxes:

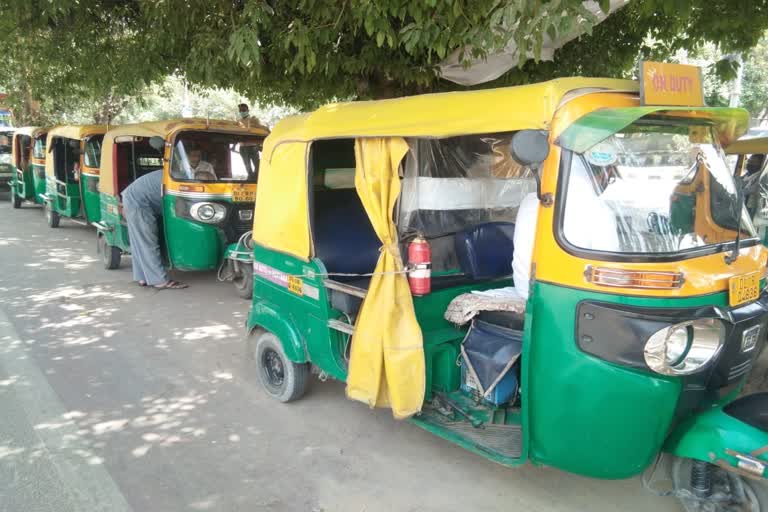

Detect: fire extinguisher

[408,235,431,296]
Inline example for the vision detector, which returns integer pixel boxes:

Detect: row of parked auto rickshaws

[8,119,268,296]
[7,65,768,510]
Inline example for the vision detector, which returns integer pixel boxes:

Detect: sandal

[153,280,188,290]
[137,280,147,287]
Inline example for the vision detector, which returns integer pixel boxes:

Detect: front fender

[224,242,253,263]
[665,394,768,478]
[248,299,307,363]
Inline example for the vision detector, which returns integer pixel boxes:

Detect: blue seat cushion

[314,189,380,277]
[454,222,515,280]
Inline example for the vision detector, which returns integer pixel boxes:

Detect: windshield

[0,131,12,154]
[83,135,104,168]
[561,121,756,256]
[170,131,263,183]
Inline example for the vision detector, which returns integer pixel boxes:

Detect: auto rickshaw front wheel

[232,262,253,299]
[12,193,21,209]
[97,236,121,270]
[45,202,60,228]
[248,330,309,403]
[672,456,768,511]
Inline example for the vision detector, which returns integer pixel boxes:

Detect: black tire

[672,456,768,511]
[233,263,254,299]
[12,193,21,209]
[98,236,121,270]
[248,331,310,402]
[45,202,60,228]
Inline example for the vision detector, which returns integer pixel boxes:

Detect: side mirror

[510,130,550,166]
[148,136,165,153]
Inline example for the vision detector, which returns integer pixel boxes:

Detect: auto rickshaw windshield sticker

[253,261,319,299]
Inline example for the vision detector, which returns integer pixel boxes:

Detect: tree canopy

[2,0,768,124]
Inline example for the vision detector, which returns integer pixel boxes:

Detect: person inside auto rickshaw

[122,169,188,290]
[187,143,217,180]
[743,153,766,217]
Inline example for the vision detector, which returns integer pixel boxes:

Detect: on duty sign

[639,61,704,107]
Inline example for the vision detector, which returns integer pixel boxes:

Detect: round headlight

[644,319,724,376]
[197,204,216,221]
[189,202,227,224]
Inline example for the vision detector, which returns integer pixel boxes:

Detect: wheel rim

[741,479,761,512]
[261,348,285,389]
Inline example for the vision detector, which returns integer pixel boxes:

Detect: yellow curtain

[345,137,425,419]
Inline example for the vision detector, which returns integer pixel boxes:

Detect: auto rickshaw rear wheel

[45,202,60,228]
[248,331,309,402]
[672,456,768,511]
[233,262,253,299]
[12,193,21,209]
[98,236,121,270]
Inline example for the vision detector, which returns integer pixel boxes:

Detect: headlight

[189,202,226,224]
[643,318,725,375]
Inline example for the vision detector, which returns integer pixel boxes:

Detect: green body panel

[31,164,46,202]
[163,195,226,271]
[11,164,36,201]
[99,194,130,252]
[248,245,342,371]
[46,177,82,219]
[665,400,768,477]
[80,174,101,223]
[526,281,730,479]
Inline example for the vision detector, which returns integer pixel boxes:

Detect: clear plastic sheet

[562,123,756,254]
[399,134,536,240]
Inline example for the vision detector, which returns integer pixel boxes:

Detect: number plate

[729,272,761,307]
[287,276,304,296]
[232,187,256,203]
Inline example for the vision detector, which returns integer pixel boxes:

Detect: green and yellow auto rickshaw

[0,127,13,187]
[10,126,48,208]
[95,119,268,296]
[245,66,768,509]
[42,124,107,227]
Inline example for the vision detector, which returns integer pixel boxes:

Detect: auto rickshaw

[246,66,768,510]
[94,119,268,297]
[726,136,768,246]
[9,126,48,208]
[0,127,14,186]
[42,125,107,227]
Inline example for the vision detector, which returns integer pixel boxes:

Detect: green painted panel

[47,177,82,218]
[665,400,768,477]
[163,195,225,270]
[81,174,101,223]
[31,164,46,202]
[99,194,131,252]
[11,165,36,200]
[526,281,728,479]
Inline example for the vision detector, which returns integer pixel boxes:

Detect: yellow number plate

[287,276,304,296]
[729,272,760,307]
[232,188,256,203]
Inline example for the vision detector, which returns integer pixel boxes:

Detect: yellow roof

[99,118,270,196]
[263,77,638,158]
[48,124,108,140]
[103,118,269,143]
[11,126,46,138]
[726,136,768,155]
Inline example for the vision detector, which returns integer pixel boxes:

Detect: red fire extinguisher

[408,235,431,296]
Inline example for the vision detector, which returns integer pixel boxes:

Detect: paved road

[0,194,687,512]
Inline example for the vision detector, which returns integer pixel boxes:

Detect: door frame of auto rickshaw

[245,76,768,510]
[727,136,768,245]
[96,119,269,297]
[10,126,47,208]
[42,124,107,228]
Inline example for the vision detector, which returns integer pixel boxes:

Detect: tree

[2,0,768,116]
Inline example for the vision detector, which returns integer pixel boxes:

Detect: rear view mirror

[510,130,550,166]
[148,136,165,153]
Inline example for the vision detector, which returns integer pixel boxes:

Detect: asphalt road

[0,192,689,512]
